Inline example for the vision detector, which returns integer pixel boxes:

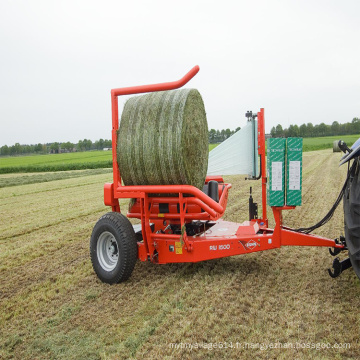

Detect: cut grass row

[0,168,112,188]
[0,160,112,174]
[1,134,358,174]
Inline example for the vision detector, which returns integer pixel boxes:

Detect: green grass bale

[117,88,208,190]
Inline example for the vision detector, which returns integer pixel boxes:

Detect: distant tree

[317,123,329,136]
[270,126,276,137]
[312,124,319,137]
[34,143,43,153]
[104,139,112,148]
[275,124,284,137]
[98,138,105,150]
[87,139,92,150]
[352,118,360,134]
[61,142,74,151]
[288,124,299,137]
[11,143,21,155]
[208,129,216,143]
[283,128,289,138]
[307,123,314,137]
[339,123,346,135]
[77,140,84,151]
[94,139,105,150]
[0,145,9,155]
[331,121,340,136]
[23,145,34,154]
[299,124,307,137]
[215,130,221,143]
[294,124,299,136]
[219,129,225,142]
[50,142,60,153]
[208,127,241,142]
[224,128,231,139]
[80,139,92,151]
[344,122,352,135]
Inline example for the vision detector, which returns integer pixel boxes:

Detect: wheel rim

[97,231,119,271]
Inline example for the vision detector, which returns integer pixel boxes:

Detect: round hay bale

[333,140,341,152]
[117,88,208,190]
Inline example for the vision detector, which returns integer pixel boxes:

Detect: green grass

[0,151,113,173]
[0,146,218,174]
[0,150,112,168]
[302,134,359,152]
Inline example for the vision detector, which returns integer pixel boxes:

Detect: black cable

[293,159,357,234]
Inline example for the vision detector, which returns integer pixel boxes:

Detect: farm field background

[0,149,359,359]
[0,150,113,174]
[1,134,359,174]
[302,134,359,151]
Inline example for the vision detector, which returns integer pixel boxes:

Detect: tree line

[1,128,242,156]
[209,127,241,144]
[0,139,112,156]
[271,118,360,138]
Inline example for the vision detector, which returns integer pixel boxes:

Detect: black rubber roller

[343,158,360,279]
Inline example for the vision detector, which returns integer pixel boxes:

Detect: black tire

[90,212,138,284]
[344,159,360,279]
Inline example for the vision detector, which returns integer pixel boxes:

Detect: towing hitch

[328,257,352,278]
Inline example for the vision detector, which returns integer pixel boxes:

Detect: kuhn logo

[245,240,257,250]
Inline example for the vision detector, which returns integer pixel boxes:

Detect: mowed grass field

[1,149,359,359]
[303,134,359,151]
[1,134,359,174]
[0,151,113,173]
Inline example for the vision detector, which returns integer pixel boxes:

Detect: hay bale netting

[333,140,341,152]
[117,88,208,190]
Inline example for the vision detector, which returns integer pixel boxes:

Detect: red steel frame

[104,65,344,264]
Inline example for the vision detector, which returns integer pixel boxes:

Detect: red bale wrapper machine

[90,66,360,284]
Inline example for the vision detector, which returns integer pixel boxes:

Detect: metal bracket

[329,236,346,256]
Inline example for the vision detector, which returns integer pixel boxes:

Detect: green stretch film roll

[286,138,303,206]
[267,138,286,206]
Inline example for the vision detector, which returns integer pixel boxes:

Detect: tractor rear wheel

[344,159,360,279]
[90,212,138,284]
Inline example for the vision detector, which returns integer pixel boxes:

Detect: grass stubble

[0,150,359,359]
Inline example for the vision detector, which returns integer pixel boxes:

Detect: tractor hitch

[328,257,352,278]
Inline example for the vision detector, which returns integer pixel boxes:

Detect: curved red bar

[115,184,225,215]
[111,65,200,97]
[111,66,200,191]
